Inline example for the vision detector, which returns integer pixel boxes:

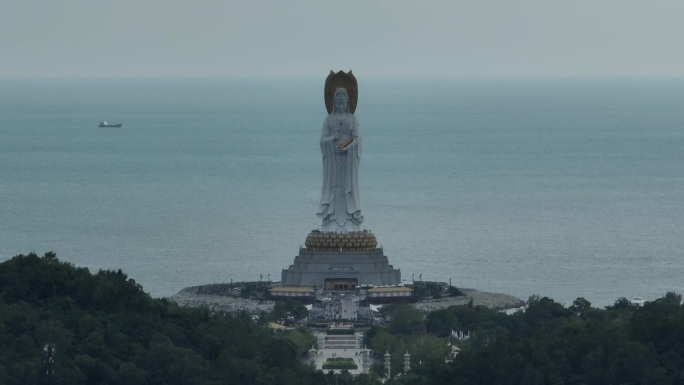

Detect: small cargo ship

[98,121,122,128]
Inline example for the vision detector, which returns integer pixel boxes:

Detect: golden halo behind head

[324,70,358,114]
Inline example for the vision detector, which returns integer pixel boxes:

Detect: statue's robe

[317,113,364,231]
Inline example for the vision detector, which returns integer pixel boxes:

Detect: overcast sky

[2,0,683,78]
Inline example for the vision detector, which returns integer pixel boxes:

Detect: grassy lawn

[322,357,358,370]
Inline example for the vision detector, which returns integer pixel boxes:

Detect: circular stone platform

[304,230,377,251]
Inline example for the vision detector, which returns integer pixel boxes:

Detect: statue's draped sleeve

[318,116,336,216]
[345,116,363,221]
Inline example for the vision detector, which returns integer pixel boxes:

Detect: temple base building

[279,231,401,292]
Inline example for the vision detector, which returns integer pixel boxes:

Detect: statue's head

[333,88,349,113]
[324,70,357,114]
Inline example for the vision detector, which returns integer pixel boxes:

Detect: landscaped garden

[322,357,358,370]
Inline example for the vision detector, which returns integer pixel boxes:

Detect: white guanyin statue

[317,71,364,232]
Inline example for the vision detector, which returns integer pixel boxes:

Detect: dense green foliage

[366,304,448,376]
[0,253,326,385]
[4,252,684,385]
[411,281,463,299]
[370,294,684,385]
[270,299,310,325]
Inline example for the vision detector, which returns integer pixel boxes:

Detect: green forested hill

[0,252,326,385]
[368,295,684,385]
[2,252,683,385]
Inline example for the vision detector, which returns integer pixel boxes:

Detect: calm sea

[1,77,683,308]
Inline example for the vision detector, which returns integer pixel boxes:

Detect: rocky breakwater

[412,289,525,312]
[169,283,275,314]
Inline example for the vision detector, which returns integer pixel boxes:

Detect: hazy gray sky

[2,0,683,78]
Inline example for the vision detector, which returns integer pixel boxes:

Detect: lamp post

[384,351,391,381]
[43,342,56,382]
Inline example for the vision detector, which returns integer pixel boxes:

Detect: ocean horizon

[1,77,683,308]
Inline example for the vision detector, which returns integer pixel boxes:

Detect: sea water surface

[1,77,683,307]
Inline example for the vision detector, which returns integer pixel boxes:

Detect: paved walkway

[321,292,363,321]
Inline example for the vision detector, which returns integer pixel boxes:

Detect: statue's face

[334,97,348,113]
